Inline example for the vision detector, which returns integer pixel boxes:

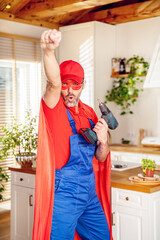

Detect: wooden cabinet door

[11,185,35,240]
[112,204,148,240]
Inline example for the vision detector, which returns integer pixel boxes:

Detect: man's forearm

[41,29,62,88]
[41,30,62,108]
[95,141,110,162]
[43,50,61,87]
[93,118,110,162]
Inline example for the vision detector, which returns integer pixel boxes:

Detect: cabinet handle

[29,195,33,206]
[111,212,115,226]
[20,178,23,181]
[126,197,129,201]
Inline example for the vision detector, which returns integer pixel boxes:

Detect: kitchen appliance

[141,137,160,147]
[111,160,141,171]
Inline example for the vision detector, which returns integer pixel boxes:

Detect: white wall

[94,21,116,114]
[0,19,48,38]
[1,18,160,145]
[59,21,116,114]
[59,22,95,108]
[110,17,160,144]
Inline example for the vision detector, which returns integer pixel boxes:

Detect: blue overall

[50,109,110,240]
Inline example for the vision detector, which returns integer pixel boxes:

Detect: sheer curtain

[0,33,44,199]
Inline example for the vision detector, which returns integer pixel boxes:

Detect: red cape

[33,101,112,240]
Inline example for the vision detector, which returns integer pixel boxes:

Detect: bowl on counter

[121,138,130,145]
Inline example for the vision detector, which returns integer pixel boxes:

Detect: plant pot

[144,168,155,177]
[15,153,36,169]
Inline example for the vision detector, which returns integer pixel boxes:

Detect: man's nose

[68,86,73,93]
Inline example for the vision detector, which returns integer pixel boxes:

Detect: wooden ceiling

[0,0,160,29]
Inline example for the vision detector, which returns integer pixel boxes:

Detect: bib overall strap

[66,109,77,134]
[88,119,95,129]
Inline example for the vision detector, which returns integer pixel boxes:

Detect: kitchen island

[9,164,160,193]
[111,166,160,193]
[111,166,160,240]
[9,165,160,240]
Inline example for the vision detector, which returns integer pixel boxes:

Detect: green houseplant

[141,159,156,177]
[0,111,38,168]
[0,167,9,201]
[105,55,149,115]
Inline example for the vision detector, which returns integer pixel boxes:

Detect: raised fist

[40,29,61,51]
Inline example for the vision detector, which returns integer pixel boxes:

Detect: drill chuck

[99,102,118,130]
[99,102,110,115]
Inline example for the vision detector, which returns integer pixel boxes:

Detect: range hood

[143,34,160,88]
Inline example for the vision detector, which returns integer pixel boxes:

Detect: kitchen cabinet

[111,150,160,165]
[112,187,160,240]
[11,171,35,240]
[111,150,145,163]
[59,21,116,114]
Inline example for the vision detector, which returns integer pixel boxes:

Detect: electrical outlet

[128,132,136,139]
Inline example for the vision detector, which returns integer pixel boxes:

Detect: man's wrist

[43,48,55,56]
[98,138,108,146]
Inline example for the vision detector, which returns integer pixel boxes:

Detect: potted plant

[0,111,38,168]
[127,55,149,76]
[141,158,156,177]
[0,166,9,201]
[105,55,149,115]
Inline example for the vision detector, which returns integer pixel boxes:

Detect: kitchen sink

[111,161,141,171]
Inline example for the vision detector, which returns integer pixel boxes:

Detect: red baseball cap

[60,60,84,84]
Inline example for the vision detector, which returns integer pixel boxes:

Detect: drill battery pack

[79,128,97,145]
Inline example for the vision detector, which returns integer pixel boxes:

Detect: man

[33,29,112,240]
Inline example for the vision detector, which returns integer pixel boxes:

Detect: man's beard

[61,92,81,107]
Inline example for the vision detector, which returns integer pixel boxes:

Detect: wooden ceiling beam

[3,0,31,14]
[17,0,83,17]
[0,11,59,29]
[135,0,160,15]
[75,0,160,25]
[17,0,123,18]
[1,0,159,28]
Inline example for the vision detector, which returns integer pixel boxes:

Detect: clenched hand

[41,29,61,51]
[93,118,108,145]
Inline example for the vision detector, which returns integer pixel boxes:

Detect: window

[0,33,44,200]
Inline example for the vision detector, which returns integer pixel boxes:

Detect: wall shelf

[111,74,146,78]
[111,74,129,78]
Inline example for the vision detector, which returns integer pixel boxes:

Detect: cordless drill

[79,101,118,144]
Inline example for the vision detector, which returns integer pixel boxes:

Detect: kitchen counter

[111,167,160,193]
[8,165,36,174]
[9,165,160,194]
[110,144,160,155]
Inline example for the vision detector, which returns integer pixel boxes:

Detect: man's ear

[82,80,86,89]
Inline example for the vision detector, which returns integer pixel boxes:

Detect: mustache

[65,93,76,98]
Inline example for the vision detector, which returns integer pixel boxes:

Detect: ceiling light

[6,4,11,9]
